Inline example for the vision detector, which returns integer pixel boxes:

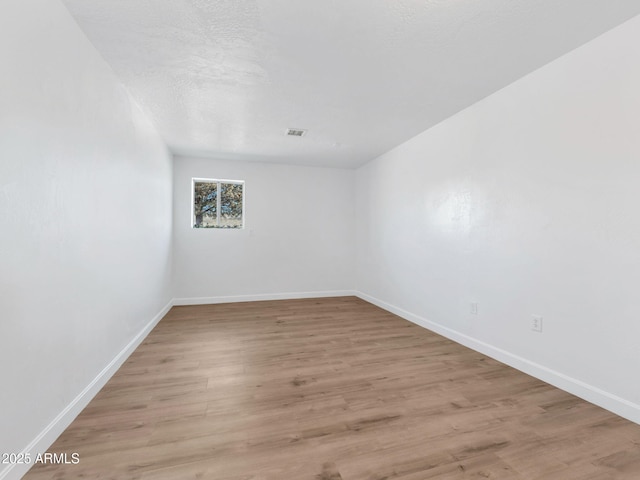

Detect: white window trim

[191,178,245,229]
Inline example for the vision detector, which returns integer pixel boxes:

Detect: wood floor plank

[23,297,640,479]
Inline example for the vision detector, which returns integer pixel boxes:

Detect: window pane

[220,183,243,228]
[194,181,217,227]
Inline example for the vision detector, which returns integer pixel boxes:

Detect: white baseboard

[173,290,356,306]
[1,299,174,480]
[356,291,640,426]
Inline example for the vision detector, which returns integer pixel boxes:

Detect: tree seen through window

[193,179,243,228]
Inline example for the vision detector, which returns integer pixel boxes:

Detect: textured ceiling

[61,0,640,168]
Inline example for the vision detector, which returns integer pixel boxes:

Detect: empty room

[2,0,640,479]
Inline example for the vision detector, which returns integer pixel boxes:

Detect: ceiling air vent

[286,128,307,137]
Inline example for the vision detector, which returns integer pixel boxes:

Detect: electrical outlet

[531,315,543,333]
[470,302,478,315]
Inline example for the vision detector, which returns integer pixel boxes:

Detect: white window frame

[191,178,245,229]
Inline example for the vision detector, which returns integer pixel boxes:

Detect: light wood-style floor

[25,297,640,479]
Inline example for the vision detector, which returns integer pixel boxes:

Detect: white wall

[356,15,640,423]
[0,1,173,477]
[173,156,354,302]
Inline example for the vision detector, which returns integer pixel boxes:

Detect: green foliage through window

[193,179,243,228]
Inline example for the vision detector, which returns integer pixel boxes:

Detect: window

[192,178,244,229]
